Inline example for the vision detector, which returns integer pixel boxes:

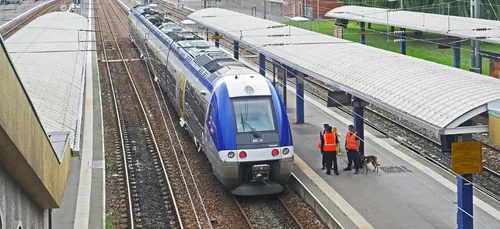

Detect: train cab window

[232,97,276,133]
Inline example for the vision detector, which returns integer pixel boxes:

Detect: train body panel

[129,5,294,195]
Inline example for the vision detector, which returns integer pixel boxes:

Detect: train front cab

[204,79,294,196]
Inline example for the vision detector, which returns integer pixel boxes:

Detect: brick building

[283,0,342,19]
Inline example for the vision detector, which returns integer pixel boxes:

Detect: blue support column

[360,21,366,45]
[457,174,473,229]
[215,32,219,48]
[234,41,239,60]
[353,97,365,155]
[453,40,461,68]
[296,73,304,124]
[259,53,265,76]
[400,28,406,55]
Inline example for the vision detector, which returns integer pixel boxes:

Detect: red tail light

[271,149,279,156]
[239,151,247,158]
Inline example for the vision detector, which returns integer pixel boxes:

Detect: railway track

[0,0,68,38]
[157,3,313,228]
[97,0,183,228]
[157,1,500,200]
[233,195,304,229]
[104,1,259,228]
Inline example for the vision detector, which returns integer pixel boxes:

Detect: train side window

[207,105,214,123]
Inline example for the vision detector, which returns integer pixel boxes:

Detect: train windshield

[232,97,276,134]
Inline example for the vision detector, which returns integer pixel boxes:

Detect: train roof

[132,5,247,78]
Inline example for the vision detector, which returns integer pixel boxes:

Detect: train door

[176,74,186,118]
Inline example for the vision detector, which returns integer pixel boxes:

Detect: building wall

[490,113,500,147]
[0,165,47,229]
[0,37,72,209]
[220,0,284,16]
[284,0,341,18]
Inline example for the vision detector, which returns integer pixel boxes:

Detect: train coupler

[252,164,270,182]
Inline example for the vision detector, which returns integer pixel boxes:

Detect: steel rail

[99,0,183,227]
[110,0,212,227]
[94,1,134,227]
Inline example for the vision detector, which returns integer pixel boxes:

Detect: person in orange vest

[321,126,339,175]
[343,125,361,174]
[318,124,329,170]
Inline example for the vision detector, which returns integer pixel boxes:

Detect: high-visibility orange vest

[317,130,326,149]
[323,132,337,152]
[346,131,358,150]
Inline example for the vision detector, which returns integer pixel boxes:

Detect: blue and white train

[128,5,294,195]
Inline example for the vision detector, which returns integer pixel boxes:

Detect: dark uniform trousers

[346,149,360,170]
[321,150,326,167]
[323,151,338,174]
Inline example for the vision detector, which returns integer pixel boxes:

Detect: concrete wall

[0,37,72,209]
[0,165,48,229]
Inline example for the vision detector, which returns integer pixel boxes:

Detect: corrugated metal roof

[5,12,88,147]
[326,6,500,44]
[188,8,500,132]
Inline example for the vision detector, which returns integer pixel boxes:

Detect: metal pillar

[234,41,239,60]
[360,22,366,45]
[453,40,461,68]
[206,29,209,41]
[470,0,481,73]
[262,0,266,19]
[296,72,305,124]
[400,28,406,55]
[455,134,474,229]
[353,97,365,155]
[259,53,265,76]
[457,174,473,229]
[215,32,219,48]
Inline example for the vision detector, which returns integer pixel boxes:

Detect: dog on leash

[359,155,380,174]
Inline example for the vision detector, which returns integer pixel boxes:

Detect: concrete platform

[223,48,500,229]
[52,1,104,229]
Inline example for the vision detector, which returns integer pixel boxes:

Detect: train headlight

[271,149,279,156]
[282,148,290,155]
[227,151,235,158]
[239,151,247,158]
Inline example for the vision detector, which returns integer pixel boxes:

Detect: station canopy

[188,8,500,136]
[325,5,500,44]
[5,12,88,150]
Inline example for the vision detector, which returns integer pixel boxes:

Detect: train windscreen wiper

[241,112,261,138]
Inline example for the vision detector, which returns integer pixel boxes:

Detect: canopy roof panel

[188,8,500,134]
[326,6,500,44]
[5,12,88,147]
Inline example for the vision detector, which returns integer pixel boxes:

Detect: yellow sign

[178,74,185,118]
[359,30,369,35]
[451,141,483,174]
[212,35,223,40]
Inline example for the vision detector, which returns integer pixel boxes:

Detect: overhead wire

[485,0,500,20]
[208,38,499,228]
[163,30,499,227]
[194,3,500,59]
[125,4,499,226]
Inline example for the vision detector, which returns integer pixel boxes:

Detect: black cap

[323,124,329,128]
[348,124,355,129]
[326,126,333,131]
